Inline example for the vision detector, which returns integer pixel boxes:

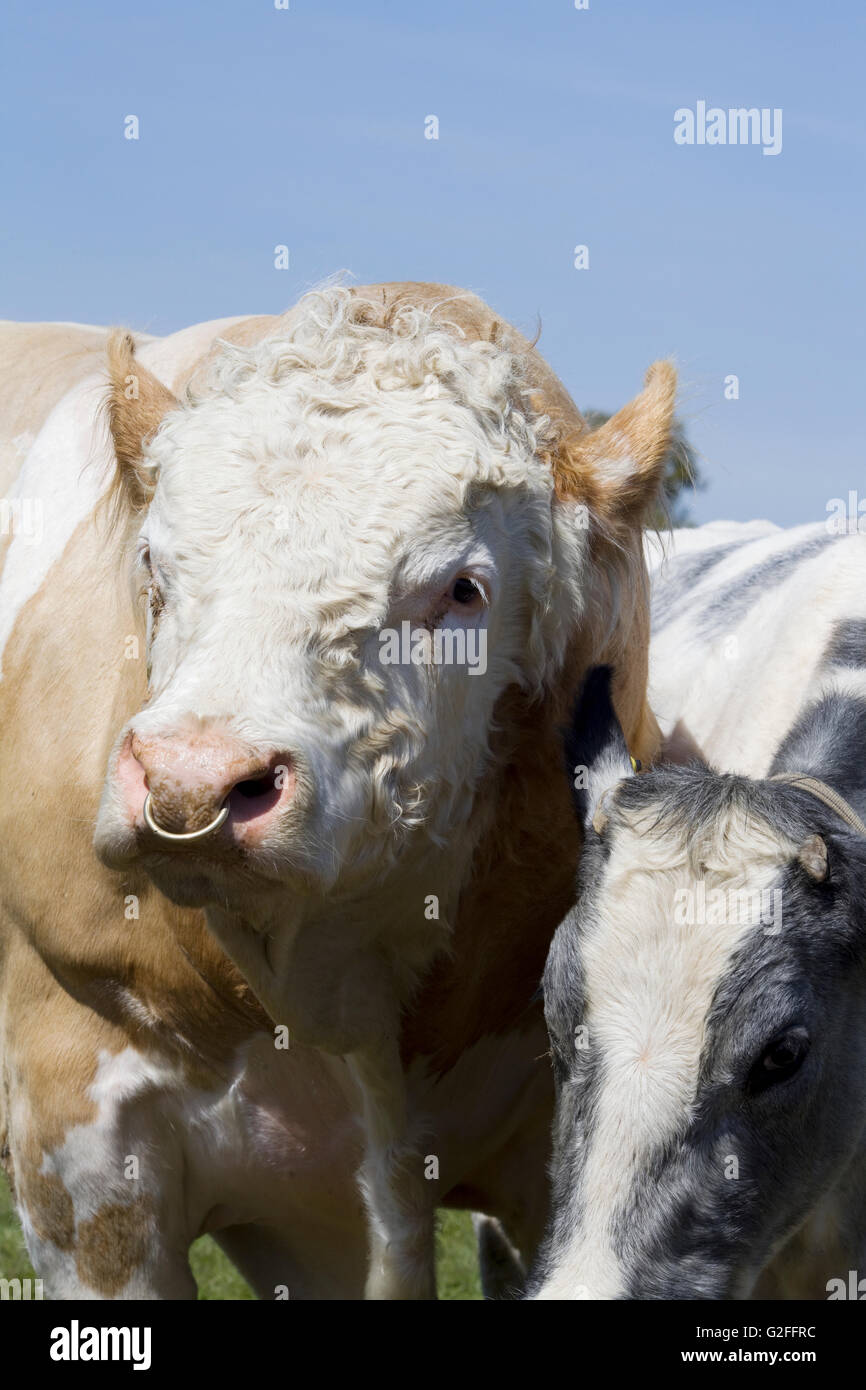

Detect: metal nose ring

[143,792,230,842]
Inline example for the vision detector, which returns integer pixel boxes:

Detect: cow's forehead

[145,391,549,587]
[144,307,552,533]
[603,785,799,882]
[584,818,787,1061]
[582,781,798,988]
[556,787,805,1102]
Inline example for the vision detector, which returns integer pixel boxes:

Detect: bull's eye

[451,576,481,606]
[747,1027,810,1094]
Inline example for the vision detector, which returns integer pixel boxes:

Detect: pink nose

[117,729,295,844]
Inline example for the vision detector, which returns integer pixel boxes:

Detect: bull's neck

[201,838,470,1054]
[400,623,661,1074]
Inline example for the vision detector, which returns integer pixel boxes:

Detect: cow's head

[533,667,866,1299]
[94,289,675,918]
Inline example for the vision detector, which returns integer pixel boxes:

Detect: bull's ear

[564,665,635,834]
[107,331,179,512]
[554,361,677,524]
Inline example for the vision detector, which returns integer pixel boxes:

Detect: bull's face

[97,380,558,905]
[533,668,866,1300]
[94,292,674,917]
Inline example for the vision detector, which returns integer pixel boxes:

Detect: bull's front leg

[349,1040,437,1300]
[3,1038,198,1300]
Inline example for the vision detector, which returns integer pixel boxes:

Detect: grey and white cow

[532,519,866,1299]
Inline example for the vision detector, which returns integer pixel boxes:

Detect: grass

[436,1210,483,1300]
[0,1171,481,1299]
[0,1172,30,1284]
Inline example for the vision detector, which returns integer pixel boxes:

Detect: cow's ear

[106,331,179,512]
[554,361,677,525]
[564,665,635,834]
[797,835,829,883]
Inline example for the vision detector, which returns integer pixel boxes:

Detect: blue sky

[2,0,863,524]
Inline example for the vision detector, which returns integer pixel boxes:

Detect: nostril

[235,774,276,800]
[227,760,291,827]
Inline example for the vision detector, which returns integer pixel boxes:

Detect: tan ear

[553,360,677,522]
[107,331,179,511]
[797,834,829,882]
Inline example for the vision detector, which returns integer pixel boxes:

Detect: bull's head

[94,289,675,936]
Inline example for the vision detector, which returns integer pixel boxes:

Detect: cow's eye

[747,1027,810,1094]
[451,576,481,606]
[137,543,152,574]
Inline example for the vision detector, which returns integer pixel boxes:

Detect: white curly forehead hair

[99,284,673,889]
[149,284,578,678]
